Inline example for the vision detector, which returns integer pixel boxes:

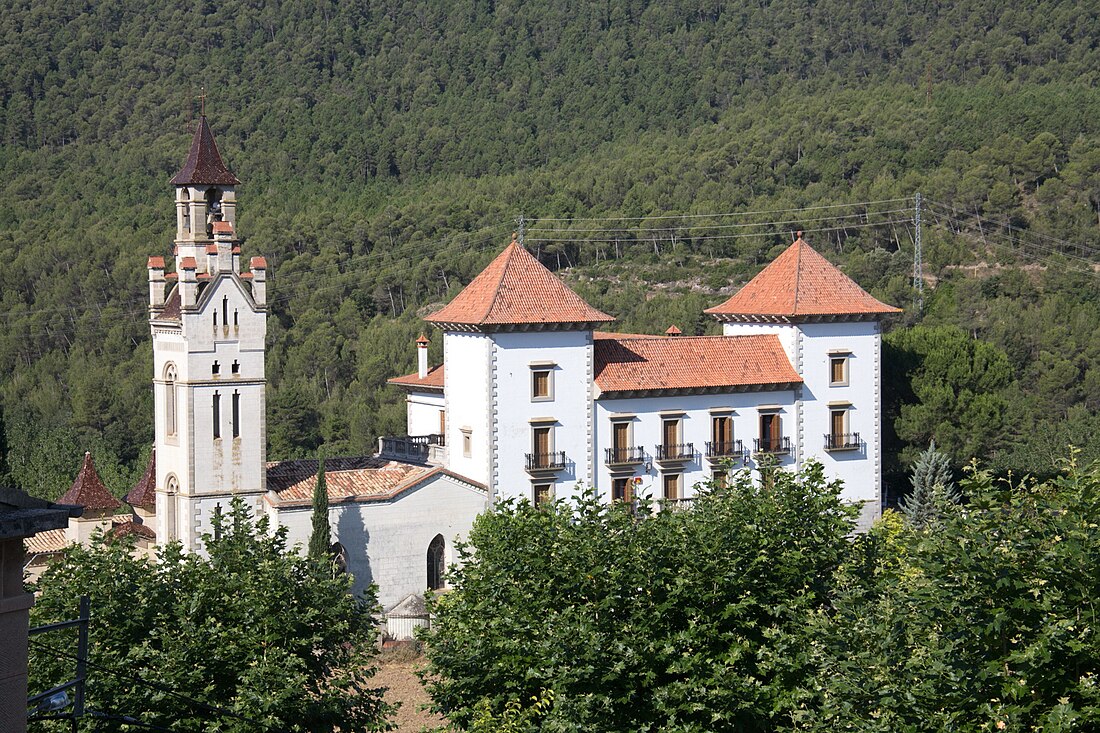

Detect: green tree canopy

[28,499,391,732]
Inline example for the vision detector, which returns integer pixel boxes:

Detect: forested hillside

[3,0,1100,498]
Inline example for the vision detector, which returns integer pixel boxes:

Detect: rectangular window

[534,483,552,505]
[212,392,221,439]
[830,409,846,439]
[662,418,679,448]
[829,356,848,386]
[462,429,472,458]
[232,391,240,438]
[533,426,551,458]
[712,415,732,451]
[712,469,728,489]
[612,477,633,503]
[759,413,781,451]
[663,473,681,501]
[610,421,631,463]
[531,368,552,400]
[165,384,176,438]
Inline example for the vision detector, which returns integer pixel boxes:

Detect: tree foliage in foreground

[426,457,1100,731]
[421,463,857,731]
[28,499,391,732]
[807,460,1100,731]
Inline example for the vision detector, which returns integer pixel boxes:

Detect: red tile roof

[170,116,241,186]
[705,235,902,320]
[265,456,484,507]
[388,364,444,391]
[109,520,156,541]
[212,221,233,234]
[148,256,165,269]
[594,334,801,395]
[125,449,156,510]
[179,256,197,270]
[59,452,122,512]
[24,528,69,555]
[157,287,182,320]
[426,239,614,329]
[250,256,267,270]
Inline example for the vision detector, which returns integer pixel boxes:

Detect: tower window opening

[233,309,239,327]
[222,297,228,327]
[213,312,218,328]
[232,391,240,438]
[212,361,220,376]
[231,360,240,375]
[213,391,221,439]
[164,363,177,438]
[427,534,445,591]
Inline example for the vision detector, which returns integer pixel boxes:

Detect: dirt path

[374,657,445,732]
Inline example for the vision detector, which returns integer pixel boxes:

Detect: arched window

[165,475,179,542]
[427,534,445,591]
[181,190,191,233]
[164,363,177,437]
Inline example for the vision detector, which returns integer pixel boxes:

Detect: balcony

[526,451,567,473]
[754,437,791,455]
[378,434,444,464]
[655,442,694,462]
[705,440,746,462]
[604,446,645,467]
[824,432,861,451]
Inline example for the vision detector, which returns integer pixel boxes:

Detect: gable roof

[125,449,156,510]
[426,239,614,330]
[59,452,122,512]
[170,116,241,186]
[594,334,801,396]
[265,456,485,508]
[388,364,445,392]
[705,235,902,320]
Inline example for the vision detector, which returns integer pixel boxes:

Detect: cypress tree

[900,441,956,529]
[308,456,331,562]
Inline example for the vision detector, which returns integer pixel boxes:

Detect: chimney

[213,221,234,272]
[179,257,198,307]
[665,325,682,337]
[205,243,218,275]
[148,256,166,307]
[250,256,267,306]
[416,334,430,379]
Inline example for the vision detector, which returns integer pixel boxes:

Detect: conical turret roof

[59,452,122,512]
[124,448,157,510]
[426,238,614,329]
[706,234,902,320]
[170,116,240,186]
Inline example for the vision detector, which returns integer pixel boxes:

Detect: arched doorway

[426,534,445,591]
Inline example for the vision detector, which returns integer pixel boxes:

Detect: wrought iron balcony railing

[604,446,645,466]
[705,439,745,460]
[655,442,695,462]
[526,451,567,472]
[753,436,792,455]
[824,432,861,451]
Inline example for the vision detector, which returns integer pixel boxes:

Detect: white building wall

[796,320,882,528]
[490,330,593,503]
[406,392,445,437]
[443,333,492,486]
[720,322,799,364]
[594,390,797,500]
[272,476,487,611]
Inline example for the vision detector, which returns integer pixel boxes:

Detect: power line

[29,638,293,733]
[526,207,912,234]
[526,217,916,244]
[529,197,913,223]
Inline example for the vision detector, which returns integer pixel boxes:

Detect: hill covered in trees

[3,0,1100,498]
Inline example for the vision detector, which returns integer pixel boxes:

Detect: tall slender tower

[147,116,268,551]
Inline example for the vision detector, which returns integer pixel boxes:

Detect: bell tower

[147,115,268,552]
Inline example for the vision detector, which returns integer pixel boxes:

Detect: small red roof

[388,364,444,391]
[212,221,233,234]
[665,325,682,336]
[109,520,156,541]
[179,256,197,270]
[265,456,484,507]
[170,116,241,186]
[594,334,801,395]
[124,449,156,510]
[426,239,614,329]
[59,452,122,512]
[705,235,902,320]
[416,334,430,346]
[250,256,267,270]
[147,256,165,269]
[205,244,218,254]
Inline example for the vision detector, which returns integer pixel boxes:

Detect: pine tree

[900,441,956,529]
[308,456,331,561]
